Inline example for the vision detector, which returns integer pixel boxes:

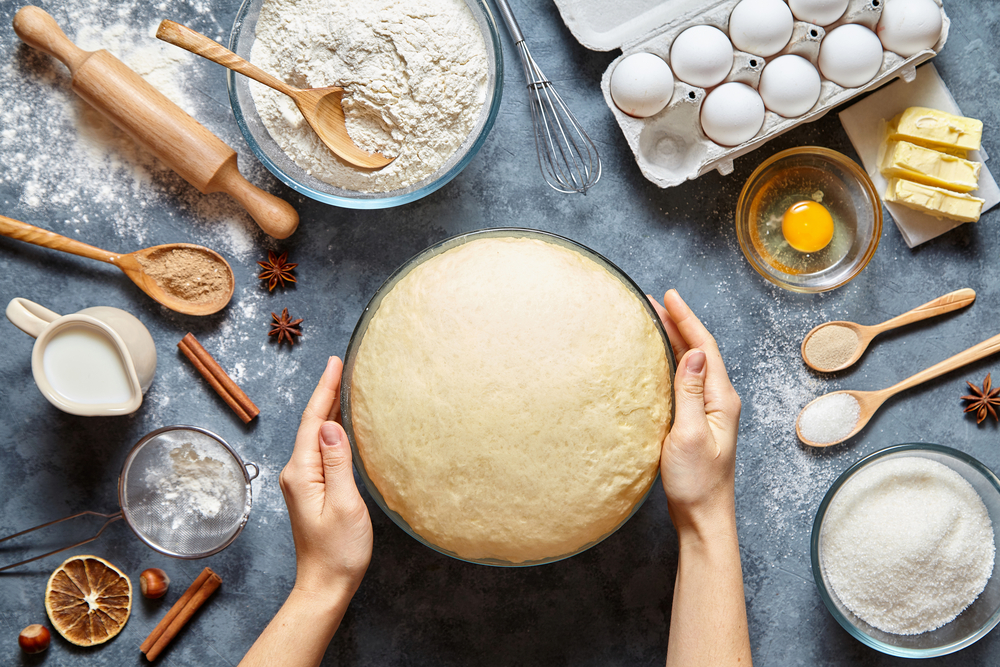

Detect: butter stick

[880,140,981,193]
[884,178,984,223]
[886,107,982,153]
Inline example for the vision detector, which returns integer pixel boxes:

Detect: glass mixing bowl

[227,0,503,209]
[736,147,882,293]
[812,444,1000,657]
[340,228,676,566]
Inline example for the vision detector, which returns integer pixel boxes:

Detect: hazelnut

[18,624,50,654]
[140,568,170,599]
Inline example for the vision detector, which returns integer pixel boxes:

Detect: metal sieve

[0,425,257,571]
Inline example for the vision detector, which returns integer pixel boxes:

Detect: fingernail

[320,422,342,447]
[686,349,706,375]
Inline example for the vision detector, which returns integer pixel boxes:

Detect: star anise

[269,308,303,345]
[962,373,1000,424]
[258,251,297,291]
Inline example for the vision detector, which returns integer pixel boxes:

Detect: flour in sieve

[149,443,242,526]
[249,0,489,192]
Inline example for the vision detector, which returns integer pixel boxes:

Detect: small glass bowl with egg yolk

[735,146,882,293]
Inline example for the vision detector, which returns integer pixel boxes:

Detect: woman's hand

[279,356,373,600]
[649,290,742,536]
[650,290,752,667]
[240,357,374,667]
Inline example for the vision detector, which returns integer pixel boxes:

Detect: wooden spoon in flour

[156,20,395,170]
[0,215,233,316]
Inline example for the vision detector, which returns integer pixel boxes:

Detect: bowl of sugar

[812,444,1000,657]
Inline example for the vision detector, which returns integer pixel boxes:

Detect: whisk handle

[493,0,525,44]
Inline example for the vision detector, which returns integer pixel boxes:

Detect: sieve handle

[245,462,260,481]
[0,510,122,572]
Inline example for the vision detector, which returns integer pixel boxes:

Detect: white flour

[249,0,489,192]
[152,442,241,526]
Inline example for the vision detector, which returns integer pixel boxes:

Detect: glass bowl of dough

[228,0,503,209]
[340,228,676,566]
[811,444,1000,658]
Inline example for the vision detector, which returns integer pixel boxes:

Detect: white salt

[798,392,860,444]
[821,457,995,635]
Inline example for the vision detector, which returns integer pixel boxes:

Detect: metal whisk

[494,0,602,194]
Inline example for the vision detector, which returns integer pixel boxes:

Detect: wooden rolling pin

[12,6,298,239]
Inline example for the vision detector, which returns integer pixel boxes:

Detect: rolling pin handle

[12,6,91,74]
[209,156,300,239]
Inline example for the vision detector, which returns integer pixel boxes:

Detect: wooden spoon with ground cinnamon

[801,288,976,373]
[0,215,233,316]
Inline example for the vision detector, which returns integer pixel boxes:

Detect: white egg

[700,82,765,146]
[670,25,734,88]
[877,0,943,57]
[729,0,794,57]
[788,0,848,26]
[610,53,675,118]
[759,55,822,117]
[818,24,884,88]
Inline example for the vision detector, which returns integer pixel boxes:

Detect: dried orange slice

[44,555,132,647]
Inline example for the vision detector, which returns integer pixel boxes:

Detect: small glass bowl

[811,444,1000,657]
[340,228,675,566]
[227,0,503,209]
[735,147,881,293]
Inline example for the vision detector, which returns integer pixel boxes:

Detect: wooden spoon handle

[156,20,297,97]
[0,214,118,264]
[885,331,1000,397]
[874,288,976,333]
[12,6,91,74]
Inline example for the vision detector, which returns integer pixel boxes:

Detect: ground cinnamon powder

[804,325,859,371]
[137,248,231,304]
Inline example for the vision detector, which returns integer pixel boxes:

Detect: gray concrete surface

[1,0,998,664]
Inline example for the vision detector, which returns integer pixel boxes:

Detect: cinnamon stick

[178,333,259,423]
[141,567,222,661]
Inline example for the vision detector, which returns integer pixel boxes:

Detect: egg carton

[552,0,949,189]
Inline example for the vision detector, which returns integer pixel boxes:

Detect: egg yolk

[782,200,834,252]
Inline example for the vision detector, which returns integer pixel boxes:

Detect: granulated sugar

[798,392,860,444]
[821,456,995,634]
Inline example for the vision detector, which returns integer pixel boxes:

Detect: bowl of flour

[811,444,1000,657]
[227,0,502,208]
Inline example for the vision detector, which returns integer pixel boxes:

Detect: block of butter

[886,107,982,153]
[884,178,984,223]
[879,140,981,193]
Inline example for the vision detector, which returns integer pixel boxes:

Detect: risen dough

[351,236,672,563]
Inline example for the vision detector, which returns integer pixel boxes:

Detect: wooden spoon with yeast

[0,215,233,316]
[801,288,976,373]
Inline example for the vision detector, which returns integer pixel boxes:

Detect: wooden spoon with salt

[797,330,1000,447]
[0,215,233,316]
[156,20,394,170]
[801,288,977,373]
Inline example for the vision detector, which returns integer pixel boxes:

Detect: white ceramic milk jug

[6,298,157,416]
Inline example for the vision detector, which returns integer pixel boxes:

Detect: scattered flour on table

[0,0,265,259]
[731,295,843,541]
[249,0,489,192]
